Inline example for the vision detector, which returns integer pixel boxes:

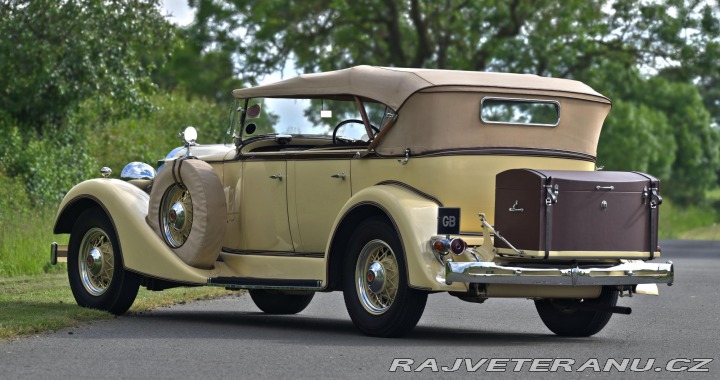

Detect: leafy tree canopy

[0,0,174,132]
[188,1,718,85]
[153,30,243,102]
[593,63,720,202]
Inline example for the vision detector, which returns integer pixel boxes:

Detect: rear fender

[326,185,466,292]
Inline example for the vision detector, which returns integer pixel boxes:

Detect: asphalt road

[1,240,718,379]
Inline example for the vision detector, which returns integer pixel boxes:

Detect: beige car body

[54,66,672,301]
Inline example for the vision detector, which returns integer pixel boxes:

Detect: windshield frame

[232,96,394,146]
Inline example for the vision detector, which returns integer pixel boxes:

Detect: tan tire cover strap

[146,158,226,269]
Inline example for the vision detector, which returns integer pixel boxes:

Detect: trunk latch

[545,183,558,206]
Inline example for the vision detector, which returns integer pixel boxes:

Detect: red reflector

[449,238,466,255]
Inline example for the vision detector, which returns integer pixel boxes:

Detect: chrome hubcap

[366,262,385,294]
[169,202,186,231]
[86,248,103,276]
[79,228,114,296]
[356,240,399,315]
[161,184,193,248]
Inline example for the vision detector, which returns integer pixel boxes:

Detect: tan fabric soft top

[231,66,609,110]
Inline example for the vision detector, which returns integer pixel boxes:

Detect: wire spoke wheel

[68,209,141,315]
[78,227,115,296]
[343,217,428,337]
[356,239,400,315]
[160,184,194,248]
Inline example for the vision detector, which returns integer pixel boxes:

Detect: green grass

[0,206,234,340]
[658,198,719,239]
[706,188,720,202]
[678,224,720,240]
[0,208,67,277]
[0,273,234,340]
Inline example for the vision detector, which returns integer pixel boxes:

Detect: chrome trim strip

[221,248,325,259]
[445,261,674,286]
[375,180,443,206]
[208,284,324,291]
[412,147,597,162]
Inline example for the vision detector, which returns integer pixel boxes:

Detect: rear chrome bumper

[445,260,674,286]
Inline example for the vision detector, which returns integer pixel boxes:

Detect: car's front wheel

[342,217,428,337]
[534,286,619,337]
[68,209,141,315]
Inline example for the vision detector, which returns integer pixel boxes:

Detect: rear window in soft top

[480,97,559,127]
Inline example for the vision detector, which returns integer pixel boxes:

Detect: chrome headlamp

[120,162,156,181]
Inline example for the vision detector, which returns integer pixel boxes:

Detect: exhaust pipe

[565,303,632,315]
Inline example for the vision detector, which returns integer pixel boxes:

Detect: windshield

[232,98,393,141]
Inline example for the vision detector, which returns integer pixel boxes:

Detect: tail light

[449,238,467,255]
[431,238,467,255]
[432,239,447,254]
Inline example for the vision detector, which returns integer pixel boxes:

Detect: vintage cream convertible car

[51,66,673,337]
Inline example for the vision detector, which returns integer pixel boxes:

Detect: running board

[207,277,323,291]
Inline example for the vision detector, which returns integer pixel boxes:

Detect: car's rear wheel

[249,290,314,314]
[534,286,619,337]
[342,217,427,337]
[68,209,141,315]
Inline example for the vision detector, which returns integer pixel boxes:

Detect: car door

[291,157,352,254]
[241,158,294,252]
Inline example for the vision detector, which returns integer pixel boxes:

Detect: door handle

[269,174,283,180]
[330,172,346,180]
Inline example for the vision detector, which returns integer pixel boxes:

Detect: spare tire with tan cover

[146,158,226,269]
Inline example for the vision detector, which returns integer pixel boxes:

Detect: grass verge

[658,198,719,239]
[679,224,720,240]
[0,208,67,277]
[0,273,234,340]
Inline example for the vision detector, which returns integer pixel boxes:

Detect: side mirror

[246,104,261,119]
[183,126,198,146]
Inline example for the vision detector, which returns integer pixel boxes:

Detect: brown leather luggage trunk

[494,169,662,259]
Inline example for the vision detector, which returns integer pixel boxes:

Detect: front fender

[327,184,466,292]
[54,179,218,284]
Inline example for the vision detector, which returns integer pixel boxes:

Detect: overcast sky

[161,0,194,26]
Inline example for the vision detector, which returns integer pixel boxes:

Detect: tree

[0,0,174,133]
[187,0,720,203]
[153,30,243,102]
[0,0,175,205]
[188,1,719,83]
[639,78,720,203]
[593,65,720,203]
